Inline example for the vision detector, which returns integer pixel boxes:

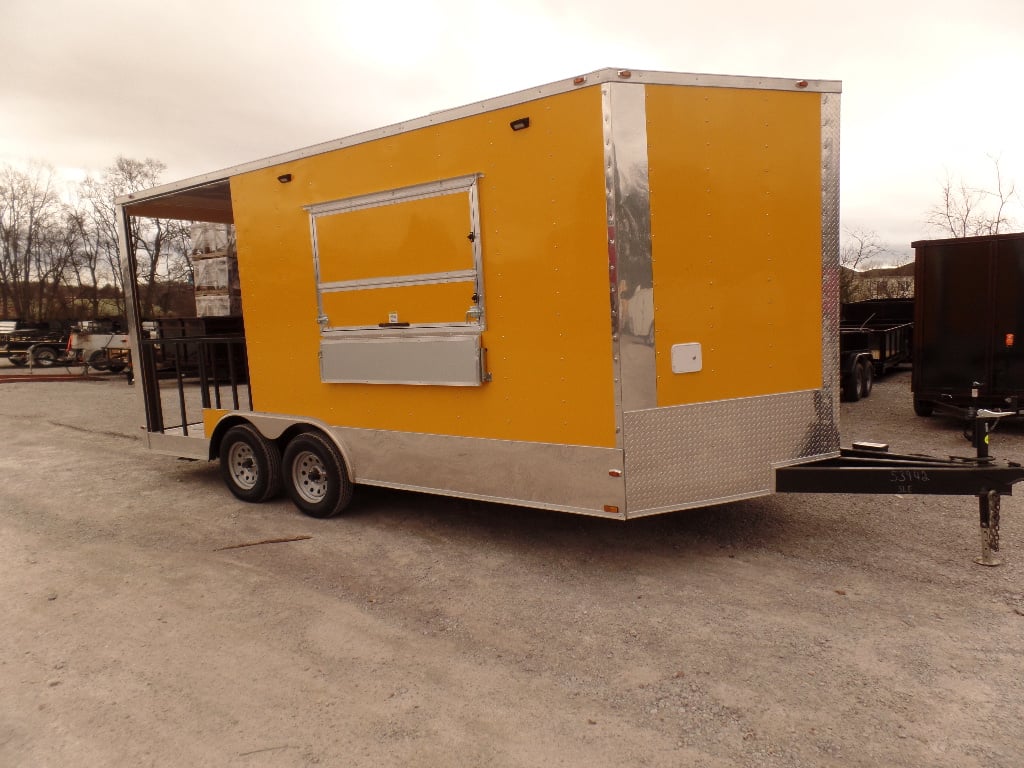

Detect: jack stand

[975,489,1001,567]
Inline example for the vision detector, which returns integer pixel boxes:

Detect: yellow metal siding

[229,87,618,447]
[645,85,823,406]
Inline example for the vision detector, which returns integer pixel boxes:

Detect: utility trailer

[841,298,914,377]
[0,321,70,367]
[67,321,131,373]
[838,299,914,402]
[116,69,1024,563]
[912,232,1024,419]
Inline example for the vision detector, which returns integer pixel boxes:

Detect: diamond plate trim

[623,390,839,516]
[820,92,841,427]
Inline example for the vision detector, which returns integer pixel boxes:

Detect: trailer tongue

[777,411,1024,566]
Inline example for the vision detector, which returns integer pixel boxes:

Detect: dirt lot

[1,361,1023,767]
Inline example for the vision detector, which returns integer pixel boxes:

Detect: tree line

[4,152,1019,322]
[0,156,194,325]
[840,155,1021,303]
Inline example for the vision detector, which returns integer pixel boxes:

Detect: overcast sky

[3,0,1022,259]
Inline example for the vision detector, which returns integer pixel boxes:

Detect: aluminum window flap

[320,332,487,386]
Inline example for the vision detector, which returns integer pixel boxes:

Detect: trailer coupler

[776,426,1024,566]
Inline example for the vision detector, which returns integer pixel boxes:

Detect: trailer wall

[912,232,1024,412]
[230,86,619,449]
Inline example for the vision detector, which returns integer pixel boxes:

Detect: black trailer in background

[911,232,1024,418]
[839,299,914,402]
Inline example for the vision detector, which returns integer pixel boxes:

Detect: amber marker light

[603,505,620,514]
[573,76,587,85]
[1006,333,1015,348]
[795,80,809,88]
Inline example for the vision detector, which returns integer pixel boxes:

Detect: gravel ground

[1,361,1023,767]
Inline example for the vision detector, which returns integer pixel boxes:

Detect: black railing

[138,334,251,435]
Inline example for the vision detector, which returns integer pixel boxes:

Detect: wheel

[8,354,28,367]
[33,346,58,366]
[913,399,935,417]
[218,423,282,503]
[841,367,861,402]
[88,350,111,371]
[282,432,353,518]
[108,361,127,374]
[858,361,874,399]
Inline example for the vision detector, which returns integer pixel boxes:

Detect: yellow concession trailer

[118,68,843,520]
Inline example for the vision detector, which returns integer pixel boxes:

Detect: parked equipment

[838,299,914,402]
[67,321,131,373]
[911,232,1024,418]
[113,69,1024,564]
[0,321,70,367]
[117,68,844,520]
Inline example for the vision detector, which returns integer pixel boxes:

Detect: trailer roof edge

[117,67,842,210]
[912,231,1024,248]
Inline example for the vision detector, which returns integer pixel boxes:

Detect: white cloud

[2,0,1022,242]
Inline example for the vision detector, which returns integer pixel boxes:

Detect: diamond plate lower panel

[623,389,839,516]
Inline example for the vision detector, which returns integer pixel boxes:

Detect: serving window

[306,175,488,386]
[307,174,484,333]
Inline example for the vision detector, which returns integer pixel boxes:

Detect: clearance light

[603,505,620,514]
[1007,333,1015,348]
[573,76,587,86]
[617,70,632,79]
[795,80,809,88]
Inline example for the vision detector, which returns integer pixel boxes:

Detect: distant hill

[858,262,914,278]
[841,260,914,301]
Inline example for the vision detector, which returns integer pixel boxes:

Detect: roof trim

[118,67,842,210]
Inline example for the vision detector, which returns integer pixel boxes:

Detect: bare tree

[80,156,190,317]
[926,155,1020,238]
[840,227,891,303]
[63,199,107,318]
[0,163,67,321]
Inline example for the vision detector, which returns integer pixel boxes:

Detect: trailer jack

[776,411,1024,566]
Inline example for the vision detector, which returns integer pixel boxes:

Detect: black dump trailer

[911,232,1024,418]
[839,299,914,402]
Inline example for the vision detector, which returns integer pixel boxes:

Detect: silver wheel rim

[228,442,258,490]
[291,450,328,504]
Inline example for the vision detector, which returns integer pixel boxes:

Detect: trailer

[67,321,131,373]
[116,69,842,519]
[911,232,1024,418]
[841,299,914,376]
[0,321,70,367]
[115,69,1024,563]
[838,299,914,401]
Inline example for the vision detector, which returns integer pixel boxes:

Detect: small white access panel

[671,343,703,374]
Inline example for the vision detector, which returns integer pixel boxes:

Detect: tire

[841,367,861,402]
[88,350,111,371]
[8,354,28,367]
[218,423,282,503]
[858,361,874,399]
[33,346,58,367]
[108,361,127,374]
[282,432,353,519]
[913,399,935,417]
